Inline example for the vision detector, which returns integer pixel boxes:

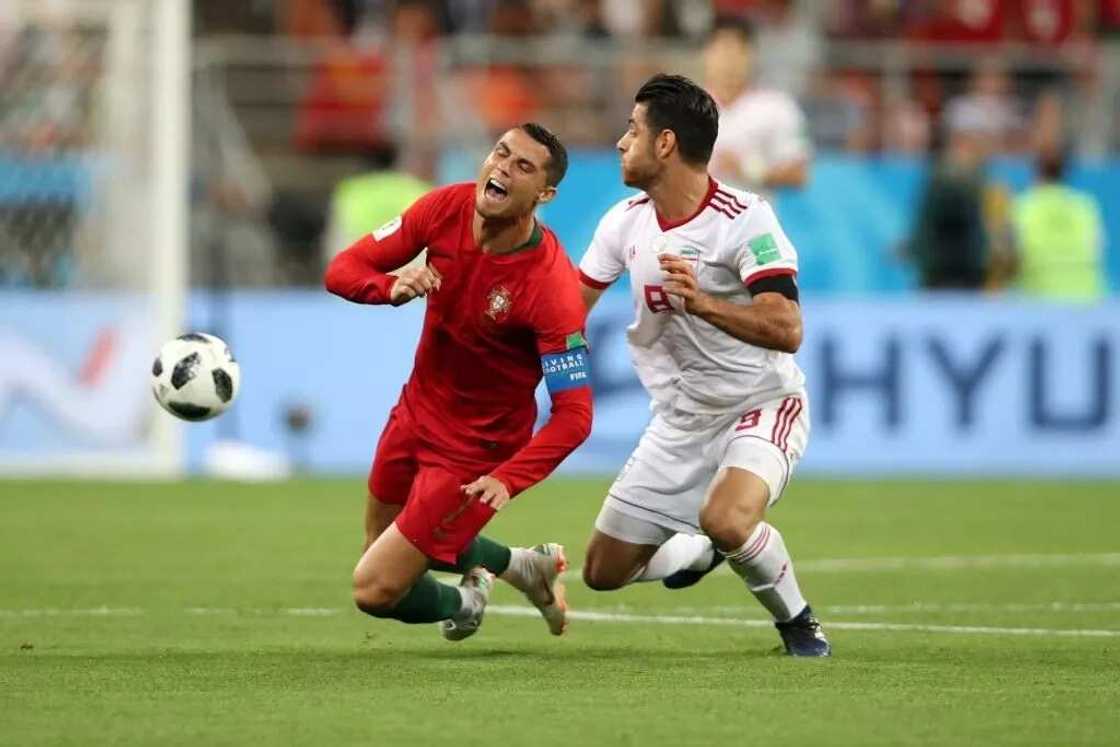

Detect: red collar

[655,177,718,231]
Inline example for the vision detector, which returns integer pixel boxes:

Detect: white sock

[631,534,715,582]
[723,522,807,622]
[499,548,533,587]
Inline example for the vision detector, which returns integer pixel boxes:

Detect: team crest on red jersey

[485,285,513,322]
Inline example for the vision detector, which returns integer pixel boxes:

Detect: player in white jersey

[578,74,829,656]
[705,16,811,194]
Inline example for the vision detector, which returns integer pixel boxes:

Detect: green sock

[377,573,463,624]
[429,535,512,576]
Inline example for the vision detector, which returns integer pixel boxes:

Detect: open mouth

[484,177,510,202]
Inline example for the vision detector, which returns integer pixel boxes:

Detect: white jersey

[579,178,804,415]
[711,88,811,193]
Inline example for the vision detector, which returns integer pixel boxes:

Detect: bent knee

[581,558,630,592]
[352,579,401,617]
[699,502,763,549]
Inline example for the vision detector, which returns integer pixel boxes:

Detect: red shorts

[368,405,498,564]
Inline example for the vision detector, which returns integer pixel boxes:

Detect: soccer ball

[151,333,240,421]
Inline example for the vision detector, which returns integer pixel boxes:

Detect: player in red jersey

[324,123,592,641]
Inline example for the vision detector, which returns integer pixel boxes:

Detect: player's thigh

[699,467,770,550]
[394,463,497,567]
[718,393,809,509]
[365,405,419,546]
[606,409,721,536]
[584,504,673,590]
[701,393,809,547]
[352,523,430,611]
[364,498,402,550]
[367,404,419,506]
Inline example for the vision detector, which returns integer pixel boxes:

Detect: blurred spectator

[565,0,612,38]
[294,44,393,153]
[942,59,1026,154]
[904,0,1009,43]
[458,0,542,136]
[445,0,499,33]
[1030,88,1067,157]
[905,122,993,290]
[321,145,431,262]
[704,15,812,193]
[752,0,822,98]
[881,96,932,153]
[802,69,873,151]
[602,0,690,37]
[1013,0,1094,44]
[1103,0,1120,34]
[1011,148,1107,301]
[824,0,903,38]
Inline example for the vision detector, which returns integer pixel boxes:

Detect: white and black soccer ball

[151,333,240,421]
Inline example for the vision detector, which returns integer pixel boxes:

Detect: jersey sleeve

[322,186,449,304]
[730,200,800,286]
[531,267,592,392]
[489,266,593,496]
[577,203,627,290]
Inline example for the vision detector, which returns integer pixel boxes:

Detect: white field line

[3,604,1118,638]
[660,602,1120,616]
[817,601,1120,614]
[561,552,1120,580]
[0,606,145,617]
[486,605,1120,638]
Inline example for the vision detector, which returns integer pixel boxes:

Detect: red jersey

[325,183,592,495]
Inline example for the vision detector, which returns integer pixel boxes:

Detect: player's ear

[656,129,677,160]
[537,185,557,205]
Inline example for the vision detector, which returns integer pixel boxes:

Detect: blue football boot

[774,605,831,657]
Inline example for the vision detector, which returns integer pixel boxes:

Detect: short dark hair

[518,122,568,187]
[708,14,755,44]
[634,74,719,166]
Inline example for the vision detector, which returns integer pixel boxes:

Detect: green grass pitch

[2,478,1118,745]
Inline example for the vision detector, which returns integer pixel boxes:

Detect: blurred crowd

[192,0,1120,156]
[0,0,1116,296]
[192,0,1117,299]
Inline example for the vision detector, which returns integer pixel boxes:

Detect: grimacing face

[475,128,555,220]
[616,104,662,189]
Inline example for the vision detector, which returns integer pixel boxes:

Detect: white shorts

[596,391,810,542]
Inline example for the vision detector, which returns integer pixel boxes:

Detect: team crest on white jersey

[486,285,513,322]
[653,235,702,267]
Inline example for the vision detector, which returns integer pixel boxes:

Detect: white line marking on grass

[0,607,144,617]
[4,605,1117,638]
[284,608,340,616]
[798,553,1120,572]
[664,601,1120,616]
[561,552,1120,579]
[186,607,339,616]
[821,601,1120,615]
[486,605,1120,638]
[186,607,235,615]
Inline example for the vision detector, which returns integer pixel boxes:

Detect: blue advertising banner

[0,291,168,473]
[186,292,1117,478]
[3,291,1116,477]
